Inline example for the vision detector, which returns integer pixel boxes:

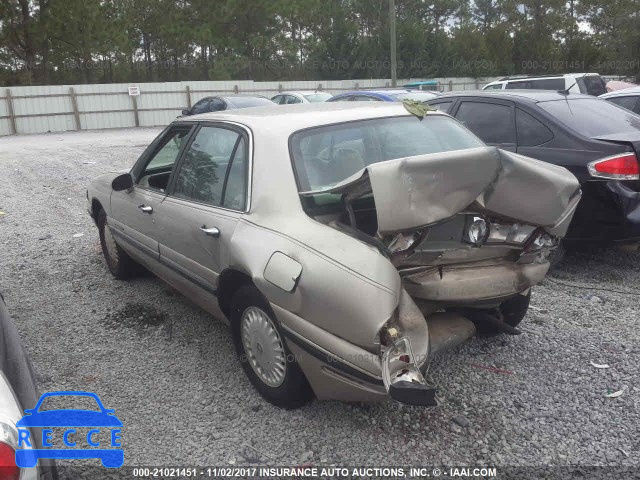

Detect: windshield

[229,97,274,108]
[291,115,485,192]
[391,91,438,101]
[539,98,640,137]
[303,92,333,102]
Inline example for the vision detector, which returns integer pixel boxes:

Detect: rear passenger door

[156,124,250,294]
[450,99,517,151]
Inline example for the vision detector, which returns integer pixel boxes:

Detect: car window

[303,92,332,102]
[607,96,639,113]
[539,98,640,137]
[291,115,485,192]
[285,95,302,104]
[429,101,453,113]
[228,96,274,108]
[190,98,212,115]
[455,101,516,144]
[577,76,607,96]
[506,78,564,90]
[391,92,438,101]
[172,126,243,207]
[138,126,192,191]
[516,108,554,146]
[221,137,248,210]
[484,84,503,90]
[209,98,226,111]
[352,95,380,102]
[271,95,283,104]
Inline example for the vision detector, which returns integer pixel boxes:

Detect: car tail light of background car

[0,373,37,480]
[588,153,640,180]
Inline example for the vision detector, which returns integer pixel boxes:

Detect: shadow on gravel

[103,302,169,333]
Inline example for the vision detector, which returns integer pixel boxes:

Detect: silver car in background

[86,103,580,408]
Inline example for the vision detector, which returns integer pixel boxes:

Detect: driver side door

[109,125,194,262]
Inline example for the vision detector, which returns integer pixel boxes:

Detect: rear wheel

[97,209,138,280]
[230,285,313,409]
[462,291,531,334]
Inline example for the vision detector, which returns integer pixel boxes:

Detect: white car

[271,91,333,104]
[599,86,640,115]
[483,73,607,96]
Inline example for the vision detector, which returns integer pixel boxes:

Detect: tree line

[1,0,638,86]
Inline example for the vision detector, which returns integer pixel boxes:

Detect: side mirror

[181,109,190,116]
[112,173,134,191]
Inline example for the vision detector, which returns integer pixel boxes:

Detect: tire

[230,285,313,409]
[97,209,138,280]
[460,291,531,335]
[499,290,531,328]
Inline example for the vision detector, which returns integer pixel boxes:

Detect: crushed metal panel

[263,252,303,292]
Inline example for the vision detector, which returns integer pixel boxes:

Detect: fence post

[317,83,323,91]
[475,79,480,89]
[234,84,239,94]
[448,80,453,91]
[355,82,360,90]
[131,95,140,127]
[5,89,17,135]
[185,85,192,108]
[69,87,81,130]
[278,83,283,93]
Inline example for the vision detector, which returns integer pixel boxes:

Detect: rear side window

[577,76,607,96]
[455,101,516,144]
[539,98,640,137]
[516,108,554,146]
[484,84,503,90]
[607,96,640,113]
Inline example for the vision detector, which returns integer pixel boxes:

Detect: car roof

[490,73,600,82]
[277,91,330,96]
[176,101,447,133]
[600,86,640,98]
[429,89,596,103]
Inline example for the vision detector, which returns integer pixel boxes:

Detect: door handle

[138,204,153,214]
[200,226,220,238]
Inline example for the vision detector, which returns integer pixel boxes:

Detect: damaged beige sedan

[87,103,581,408]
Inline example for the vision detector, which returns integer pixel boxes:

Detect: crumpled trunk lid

[303,146,581,237]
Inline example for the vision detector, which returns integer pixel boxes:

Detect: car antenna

[558,73,587,96]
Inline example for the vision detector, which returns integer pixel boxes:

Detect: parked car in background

[271,91,332,104]
[425,91,640,248]
[404,80,441,91]
[179,95,274,116]
[600,86,640,115]
[483,73,607,96]
[327,89,438,102]
[0,293,57,479]
[87,102,579,409]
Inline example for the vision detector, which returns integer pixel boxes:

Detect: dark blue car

[16,391,123,468]
[327,89,438,103]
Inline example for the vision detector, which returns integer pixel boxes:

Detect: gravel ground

[0,129,639,478]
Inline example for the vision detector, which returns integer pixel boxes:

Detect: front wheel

[230,285,313,409]
[98,209,138,280]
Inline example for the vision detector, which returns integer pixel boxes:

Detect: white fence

[0,77,499,136]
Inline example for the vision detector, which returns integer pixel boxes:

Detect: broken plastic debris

[590,361,610,369]
[605,386,627,398]
[0,211,5,216]
[72,233,84,238]
[619,448,629,458]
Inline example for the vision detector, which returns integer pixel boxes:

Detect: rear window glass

[539,98,640,137]
[290,115,485,192]
[577,76,607,96]
[607,96,639,112]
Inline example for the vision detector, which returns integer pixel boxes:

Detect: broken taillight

[588,153,639,180]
